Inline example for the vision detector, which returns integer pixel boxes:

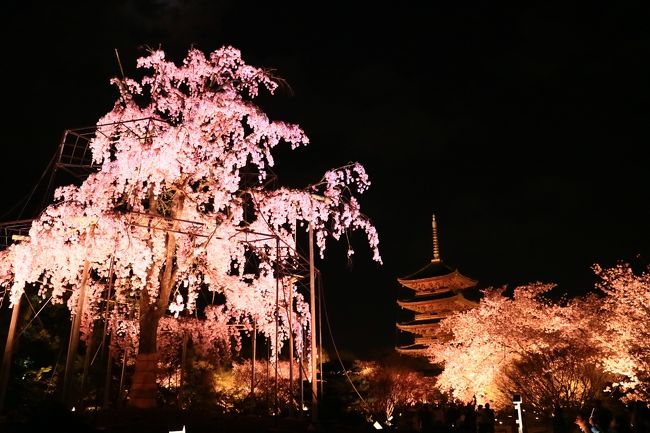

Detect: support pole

[318,282,324,398]
[63,223,95,406]
[0,294,22,415]
[62,259,91,405]
[79,333,94,406]
[251,321,256,396]
[308,223,318,423]
[179,331,188,407]
[274,238,280,418]
[101,256,115,409]
[103,351,113,409]
[266,338,270,409]
[118,346,128,407]
[288,277,294,417]
[299,332,304,416]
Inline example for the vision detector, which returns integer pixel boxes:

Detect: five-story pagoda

[396,214,479,356]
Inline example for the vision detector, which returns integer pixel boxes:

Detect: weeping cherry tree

[0,45,382,409]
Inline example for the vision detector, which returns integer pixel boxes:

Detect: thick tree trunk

[129,306,161,409]
[127,191,182,409]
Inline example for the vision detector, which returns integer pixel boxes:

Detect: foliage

[430,264,650,413]
[345,360,441,425]
[209,358,304,415]
[0,45,381,405]
[497,346,612,412]
[0,293,66,417]
[592,262,650,402]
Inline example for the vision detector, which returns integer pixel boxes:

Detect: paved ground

[1,408,378,433]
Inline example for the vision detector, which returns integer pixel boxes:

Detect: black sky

[3,1,649,359]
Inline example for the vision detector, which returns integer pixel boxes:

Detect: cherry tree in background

[350,360,441,425]
[430,264,650,412]
[429,283,610,411]
[0,45,381,408]
[592,262,650,402]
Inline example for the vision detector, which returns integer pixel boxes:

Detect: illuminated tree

[429,283,609,411]
[349,360,440,425]
[430,263,650,412]
[496,342,611,412]
[592,262,650,402]
[0,45,381,408]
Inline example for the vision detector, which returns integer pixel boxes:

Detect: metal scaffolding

[0,117,321,417]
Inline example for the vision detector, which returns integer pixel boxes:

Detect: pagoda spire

[432,213,440,262]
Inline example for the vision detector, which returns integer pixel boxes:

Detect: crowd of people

[572,399,637,433]
[399,400,496,433]
[396,398,647,433]
[551,399,646,433]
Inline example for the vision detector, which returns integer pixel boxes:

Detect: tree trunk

[127,191,182,409]
[128,305,161,409]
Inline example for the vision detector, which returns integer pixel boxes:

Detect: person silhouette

[478,403,495,433]
[552,404,568,433]
[591,399,613,430]
[575,413,605,433]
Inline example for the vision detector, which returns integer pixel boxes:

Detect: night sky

[3,1,649,359]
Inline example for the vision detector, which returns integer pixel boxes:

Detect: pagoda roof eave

[397,293,479,310]
[397,268,478,292]
[396,319,441,331]
[395,344,430,356]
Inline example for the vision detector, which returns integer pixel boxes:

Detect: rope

[0,152,58,221]
[317,271,371,411]
[18,295,53,338]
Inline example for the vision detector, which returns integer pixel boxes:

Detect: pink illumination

[0,45,381,377]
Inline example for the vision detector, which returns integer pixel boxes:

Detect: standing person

[462,401,477,433]
[629,400,650,433]
[591,399,613,431]
[432,402,445,433]
[552,405,568,433]
[476,405,485,433]
[483,403,495,433]
[575,413,606,433]
[478,403,495,433]
[419,403,433,433]
[608,414,632,433]
[410,403,423,432]
[446,402,461,432]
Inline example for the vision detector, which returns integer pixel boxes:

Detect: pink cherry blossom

[0,45,381,407]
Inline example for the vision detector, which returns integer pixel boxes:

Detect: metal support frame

[1,117,322,416]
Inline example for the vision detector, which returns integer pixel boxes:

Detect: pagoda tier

[395,335,448,355]
[395,343,430,356]
[397,264,478,293]
[397,292,478,314]
[396,318,442,335]
[413,336,438,345]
